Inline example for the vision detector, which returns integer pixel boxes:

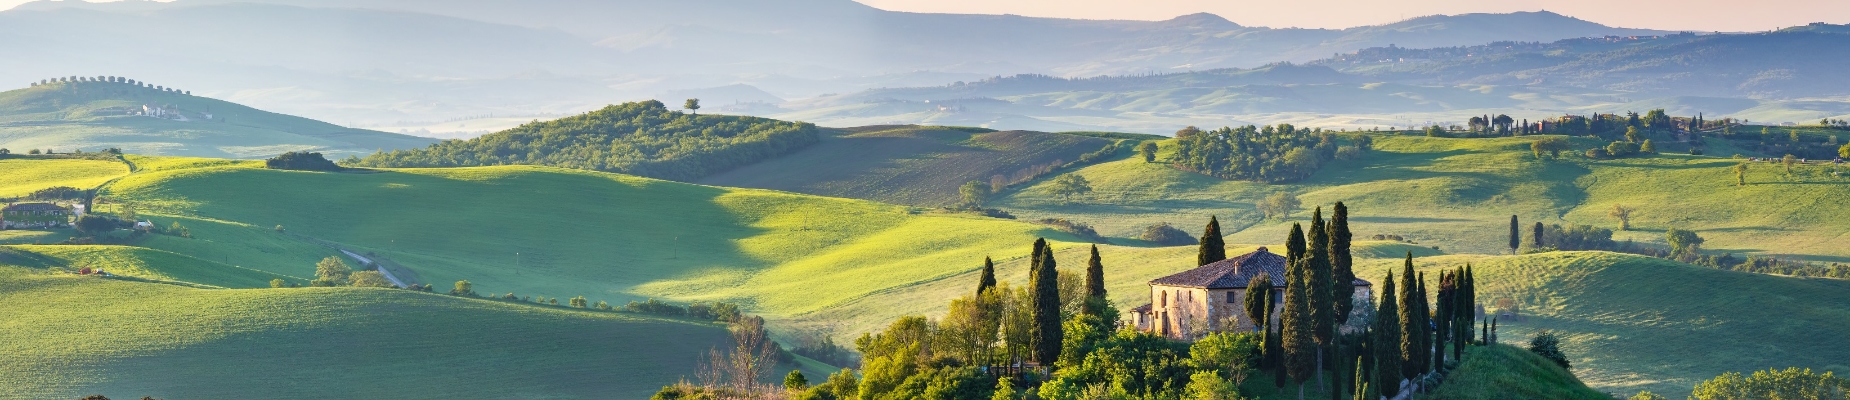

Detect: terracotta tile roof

[1150,247,1372,289]
[2,203,68,212]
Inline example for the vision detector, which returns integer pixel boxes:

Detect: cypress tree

[977,256,998,295]
[1286,223,1307,266]
[1085,245,1105,299]
[1030,241,1062,365]
[1509,215,1520,254]
[1271,321,1288,389]
[1198,216,1227,266]
[1455,266,1472,358]
[1373,271,1402,398]
[1396,254,1420,380]
[1282,234,1318,399]
[1416,274,1432,374]
[1532,222,1545,248]
[1307,208,1335,387]
[1433,272,1453,370]
[1331,202,1356,324]
[1245,274,1274,332]
[1354,357,1373,400]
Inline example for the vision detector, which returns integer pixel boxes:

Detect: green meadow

[0,264,733,399]
[995,134,1850,259]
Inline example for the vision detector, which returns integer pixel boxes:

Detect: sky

[3,0,1844,32]
[853,0,1850,32]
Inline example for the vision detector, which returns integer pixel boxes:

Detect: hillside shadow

[1350,216,1477,223]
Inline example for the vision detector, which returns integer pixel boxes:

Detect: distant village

[27,75,211,122]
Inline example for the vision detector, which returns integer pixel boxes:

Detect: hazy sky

[3,0,1844,32]
[854,0,1849,32]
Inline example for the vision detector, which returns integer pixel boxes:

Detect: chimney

[1256,246,1269,253]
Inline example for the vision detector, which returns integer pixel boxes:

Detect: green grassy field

[699,125,1117,207]
[0,245,299,288]
[993,134,1850,260]
[0,156,128,197]
[99,160,1090,333]
[1352,251,1850,398]
[1424,344,1612,400]
[0,82,434,159]
[0,265,734,399]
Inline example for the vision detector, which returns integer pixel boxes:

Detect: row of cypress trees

[1363,254,1480,398]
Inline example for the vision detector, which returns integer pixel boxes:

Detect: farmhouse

[1129,247,1371,339]
[1,202,74,229]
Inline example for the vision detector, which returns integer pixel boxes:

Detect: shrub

[1035,218,1102,242]
[27,186,86,201]
[348,271,395,288]
[1527,330,1570,369]
[449,280,476,296]
[73,215,117,236]
[265,151,342,171]
[785,370,809,390]
[1138,222,1197,246]
[569,296,588,308]
[1689,367,1850,400]
[269,279,287,288]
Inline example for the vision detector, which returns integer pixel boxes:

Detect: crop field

[0,265,733,399]
[0,157,128,197]
[699,125,1117,206]
[994,134,1850,259]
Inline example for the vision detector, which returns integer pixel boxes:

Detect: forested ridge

[355,101,819,181]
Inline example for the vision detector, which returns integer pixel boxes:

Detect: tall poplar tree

[1331,202,1356,324]
[1397,254,1420,380]
[1199,216,1227,266]
[1030,241,1062,365]
[1271,321,1287,388]
[1509,215,1521,255]
[1307,208,1336,386]
[1416,274,1432,374]
[1373,270,1402,398]
[977,256,998,295]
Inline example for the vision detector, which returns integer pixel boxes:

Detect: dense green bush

[1688,367,1850,400]
[1138,222,1198,246]
[1527,330,1570,369]
[356,101,819,181]
[265,151,342,171]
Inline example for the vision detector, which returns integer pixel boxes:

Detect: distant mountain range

[3,0,1673,129]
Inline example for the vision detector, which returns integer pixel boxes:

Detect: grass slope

[0,156,128,197]
[1353,251,1850,398]
[101,161,1085,331]
[0,245,298,288]
[0,82,434,159]
[1425,344,1610,400]
[994,134,1850,259]
[0,265,729,399]
[699,125,1116,206]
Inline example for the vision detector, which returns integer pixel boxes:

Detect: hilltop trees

[265,151,341,171]
[357,101,820,182]
[1198,216,1227,265]
[683,98,700,115]
[1531,137,1571,160]
[1171,124,1341,182]
[1137,141,1159,162]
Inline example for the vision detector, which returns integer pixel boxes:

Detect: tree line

[353,101,820,182]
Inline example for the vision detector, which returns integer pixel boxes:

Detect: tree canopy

[1170,124,1341,183]
[355,101,819,181]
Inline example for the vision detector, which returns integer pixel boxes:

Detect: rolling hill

[698,125,1122,206]
[0,80,435,159]
[0,263,732,399]
[0,156,128,197]
[991,134,1850,260]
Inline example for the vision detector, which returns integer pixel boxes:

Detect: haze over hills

[3,0,1674,132]
[0,80,434,158]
